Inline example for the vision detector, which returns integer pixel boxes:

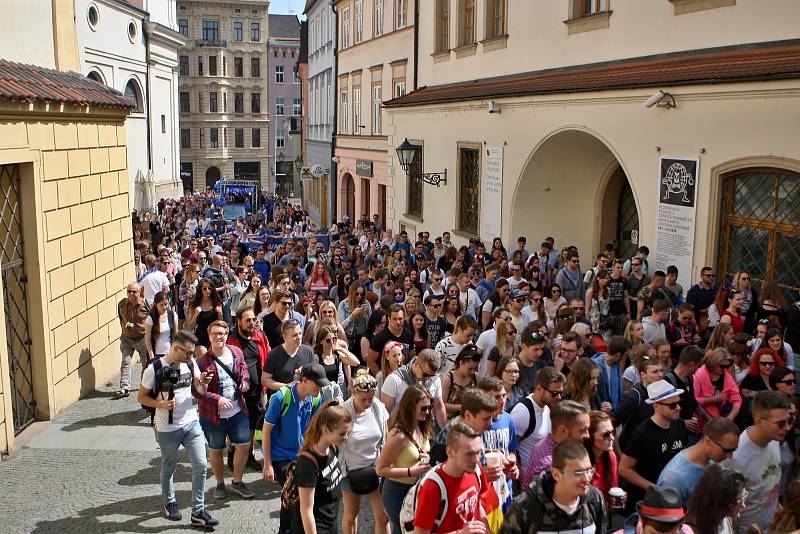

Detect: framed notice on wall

[482,146,503,242]
[654,156,699,289]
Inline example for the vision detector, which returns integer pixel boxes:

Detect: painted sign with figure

[483,147,503,242]
[654,156,699,289]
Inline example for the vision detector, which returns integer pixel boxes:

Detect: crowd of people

[120,190,800,533]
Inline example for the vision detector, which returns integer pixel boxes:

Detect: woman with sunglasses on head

[583,410,621,507]
[440,344,481,418]
[719,288,746,335]
[313,326,359,402]
[685,463,748,534]
[340,370,390,534]
[693,348,742,428]
[751,327,796,373]
[376,384,434,534]
[187,278,223,351]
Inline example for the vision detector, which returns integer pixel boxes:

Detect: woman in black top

[292,401,352,534]
[187,278,222,351]
[313,326,359,402]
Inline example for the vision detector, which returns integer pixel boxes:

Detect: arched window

[124,79,144,113]
[87,70,104,85]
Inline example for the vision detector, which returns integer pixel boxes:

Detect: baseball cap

[300,363,330,387]
[509,288,526,300]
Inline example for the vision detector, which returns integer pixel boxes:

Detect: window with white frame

[436,0,449,52]
[293,68,300,84]
[340,90,348,134]
[486,0,507,38]
[375,0,384,37]
[354,0,363,43]
[293,97,301,116]
[276,129,285,148]
[396,0,407,29]
[394,81,405,98]
[372,84,382,134]
[342,6,350,48]
[276,97,285,116]
[275,65,284,83]
[353,88,361,134]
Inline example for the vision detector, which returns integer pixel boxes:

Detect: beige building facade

[386,0,800,294]
[0,19,135,451]
[334,0,414,227]
[177,0,270,191]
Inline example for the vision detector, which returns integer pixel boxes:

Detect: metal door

[616,180,639,261]
[0,164,35,433]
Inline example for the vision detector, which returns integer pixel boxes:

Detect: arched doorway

[342,173,355,220]
[719,167,800,295]
[205,166,221,189]
[513,130,638,257]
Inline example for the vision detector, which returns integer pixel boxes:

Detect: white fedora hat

[645,380,684,404]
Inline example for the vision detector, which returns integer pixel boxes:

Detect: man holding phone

[138,330,218,527]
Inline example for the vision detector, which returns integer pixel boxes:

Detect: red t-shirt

[413,465,489,533]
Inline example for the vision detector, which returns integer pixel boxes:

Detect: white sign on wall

[654,156,699,289]
[483,146,503,242]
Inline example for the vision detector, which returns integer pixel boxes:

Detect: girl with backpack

[376,384,434,534]
[340,370,390,534]
[289,401,351,534]
[144,291,176,365]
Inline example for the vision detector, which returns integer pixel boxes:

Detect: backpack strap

[425,467,449,530]
[167,311,175,343]
[518,397,537,441]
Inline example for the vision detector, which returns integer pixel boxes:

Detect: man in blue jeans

[138,330,219,527]
[262,363,326,534]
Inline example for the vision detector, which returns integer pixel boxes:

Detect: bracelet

[407,467,411,477]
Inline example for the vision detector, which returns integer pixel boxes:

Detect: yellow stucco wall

[0,103,133,453]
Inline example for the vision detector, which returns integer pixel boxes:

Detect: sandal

[112,389,129,399]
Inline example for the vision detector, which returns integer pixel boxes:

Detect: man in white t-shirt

[140,254,171,306]
[510,366,565,472]
[380,349,447,429]
[457,273,482,320]
[138,330,219,528]
[435,315,479,376]
[728,390,791,534]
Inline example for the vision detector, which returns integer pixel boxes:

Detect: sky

[269,0,307,18]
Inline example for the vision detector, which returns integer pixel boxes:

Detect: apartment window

[396,0,407,29]
[180,128,191,149]
[179,91,190,112]
[394,81,406,98]
[197,56,204,76]
[234,128,244,148]
[275,65,284,83]
[178,19,188,36]
[202,20,219,41]
[233,21,243,41]
[458,146,481,235]
[222,57,227,76]
[234,92,244,113]
[223,92,227,112]
[487,0,507,38]
[578,0,608,16]
[293,97,301,116]
[209,92,218,112]
[353,88,361,134]
[293,69,300,84]
[461,0,476,45]
[179,55,189,75]
[251,22,260,41]
[340,90,348,134]
[252,128,261,147]
[375,0,384,36]
[210,128,219,148]
[251,57,260,77]
[198,92,203,112]
[372,84,382,134]
[342,6,350,48]
[276,97,285,116]
[276,130,285,149]
[354,0,364,43]
[251,92,261,113]
[234,57,243,77]
[208,56,217,76]
[436,0,449,52]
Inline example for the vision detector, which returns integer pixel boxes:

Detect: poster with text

[483,147,503,243]
[654,156,699,290]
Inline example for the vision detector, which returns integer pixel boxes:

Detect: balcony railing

[195,38,227,48]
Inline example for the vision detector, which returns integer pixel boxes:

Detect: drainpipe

[413,0,419,90]
[330,0,339,225]
[143,19,153,173]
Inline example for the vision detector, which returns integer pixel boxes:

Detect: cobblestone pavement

[1,371,377,533]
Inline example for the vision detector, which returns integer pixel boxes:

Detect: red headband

[639,505,685,520]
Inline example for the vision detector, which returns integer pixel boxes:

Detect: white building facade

[304,0,336,225]
[76,0,185,208]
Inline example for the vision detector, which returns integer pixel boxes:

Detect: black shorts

[244,394,263,432]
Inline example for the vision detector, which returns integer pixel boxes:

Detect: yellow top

[388,435,430,485]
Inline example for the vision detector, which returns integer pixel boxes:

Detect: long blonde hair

[299,401,352,453]
[495,319,517,356]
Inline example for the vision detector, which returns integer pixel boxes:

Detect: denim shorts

[200,410,250,450]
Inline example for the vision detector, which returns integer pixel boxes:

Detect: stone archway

[205,166,221,189]
[512,129,639,257]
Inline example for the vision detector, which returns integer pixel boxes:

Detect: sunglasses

[780,379,797,386]
[710,437,737,454]
[280,301,294,307]
[324,337,336,344]
[543,387,564,397]
[759,360,776,367]
[428,303,442,308]
[767,417,794,428]
[419,405,432,413]
[658,401,681,410]
[718,362,732,369]
[598,430,614,440]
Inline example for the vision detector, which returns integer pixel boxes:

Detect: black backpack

[517,397,538,441]
[141,357,195,426]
